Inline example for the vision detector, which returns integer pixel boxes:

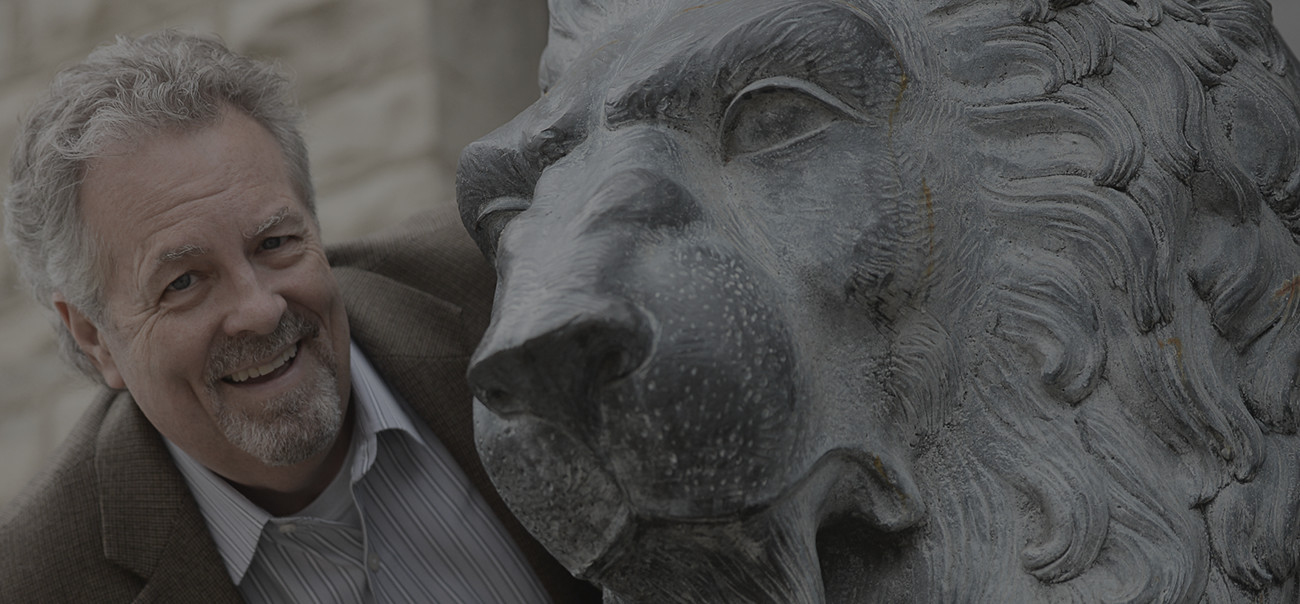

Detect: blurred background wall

[0,2,1296,505]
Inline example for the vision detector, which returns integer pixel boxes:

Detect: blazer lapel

[96,391,241,602]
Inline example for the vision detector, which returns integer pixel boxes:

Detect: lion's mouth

[475,408,634,574]
[558,445,923,603]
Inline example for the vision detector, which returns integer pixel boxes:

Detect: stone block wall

[0,0,546,504]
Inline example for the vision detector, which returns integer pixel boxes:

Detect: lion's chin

[475,406,635,574]
[475,407,826,585]
[575,451,912,604]
[475,408,794,574]
[480,400,930,603]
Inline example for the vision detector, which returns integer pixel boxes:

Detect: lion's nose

[468,297,653,419]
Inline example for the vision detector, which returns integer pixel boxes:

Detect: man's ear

[52,293,125,389]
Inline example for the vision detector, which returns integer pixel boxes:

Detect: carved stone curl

[457,1,1300,601]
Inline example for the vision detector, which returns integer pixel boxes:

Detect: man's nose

[221,267,287,336]
[468,294,653,423]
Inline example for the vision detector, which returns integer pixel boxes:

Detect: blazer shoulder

[327,207,497,347]
[0,390,143,601]
[327,207,494,305]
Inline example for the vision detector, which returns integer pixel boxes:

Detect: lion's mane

[881,0,1300,601]
[536,0,1299,600]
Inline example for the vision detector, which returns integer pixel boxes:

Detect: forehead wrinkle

[150,207,297,269]
[604,2,897,127]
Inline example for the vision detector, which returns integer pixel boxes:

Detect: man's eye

[167,273,194,292]
[721,77,859,159]
[260,236,284,250]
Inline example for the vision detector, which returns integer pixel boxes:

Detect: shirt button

[368,554,381,571]
[278,523,296,534]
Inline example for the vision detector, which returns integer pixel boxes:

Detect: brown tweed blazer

[0,209,600,603]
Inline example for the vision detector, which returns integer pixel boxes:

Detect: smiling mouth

[223,343,299,385]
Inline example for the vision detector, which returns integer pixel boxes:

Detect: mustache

[207,310,320,380]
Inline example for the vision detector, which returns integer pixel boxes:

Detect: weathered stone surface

[228,0,432,102]
[0,407,44,504]
[459,1,1300,602]
[0,302,77,435]
[48,385,97,447]
[305,68,438,195]
[0,75,46,208]
[317,161,450,243]
[431,0,549,177]
[0,3,21,86]
[0,379,97,504]
[12,0,104,66]
[87,0,213,41]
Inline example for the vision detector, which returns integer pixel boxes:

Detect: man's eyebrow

[150,208,303,274]
[244,207,300,239]
[158,244,207,264]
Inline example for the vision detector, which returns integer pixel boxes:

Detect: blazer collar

[95,390,241,600]
[331,264,480,494]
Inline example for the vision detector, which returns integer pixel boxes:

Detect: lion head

[456,0,1300,601]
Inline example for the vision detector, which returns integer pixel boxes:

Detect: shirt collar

[164,438,269,584]
[165,340,426,584]
[346,340,428,477]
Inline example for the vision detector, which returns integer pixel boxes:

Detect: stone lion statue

[456,0,1300,601]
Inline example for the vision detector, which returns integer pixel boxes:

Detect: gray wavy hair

[3,30,314,384]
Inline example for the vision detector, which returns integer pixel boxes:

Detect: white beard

[205,311,345,467]
[214,343,344,466]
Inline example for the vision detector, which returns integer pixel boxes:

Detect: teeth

[228,346,297,384]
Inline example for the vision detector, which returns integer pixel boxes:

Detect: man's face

[68,107,351,477]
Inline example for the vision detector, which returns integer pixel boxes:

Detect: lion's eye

[721,77,858,159]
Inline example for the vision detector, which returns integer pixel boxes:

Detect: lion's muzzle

[460,109,822,585]
[469,292,653,423]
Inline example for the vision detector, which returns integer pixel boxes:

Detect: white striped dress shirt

[167,342,550,603]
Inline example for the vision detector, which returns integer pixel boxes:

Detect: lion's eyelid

[728,76,864,122]
[720,76,862,158]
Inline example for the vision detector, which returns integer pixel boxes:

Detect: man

[0,30,597,603]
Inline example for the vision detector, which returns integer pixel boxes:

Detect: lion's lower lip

[475,408,632,574]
